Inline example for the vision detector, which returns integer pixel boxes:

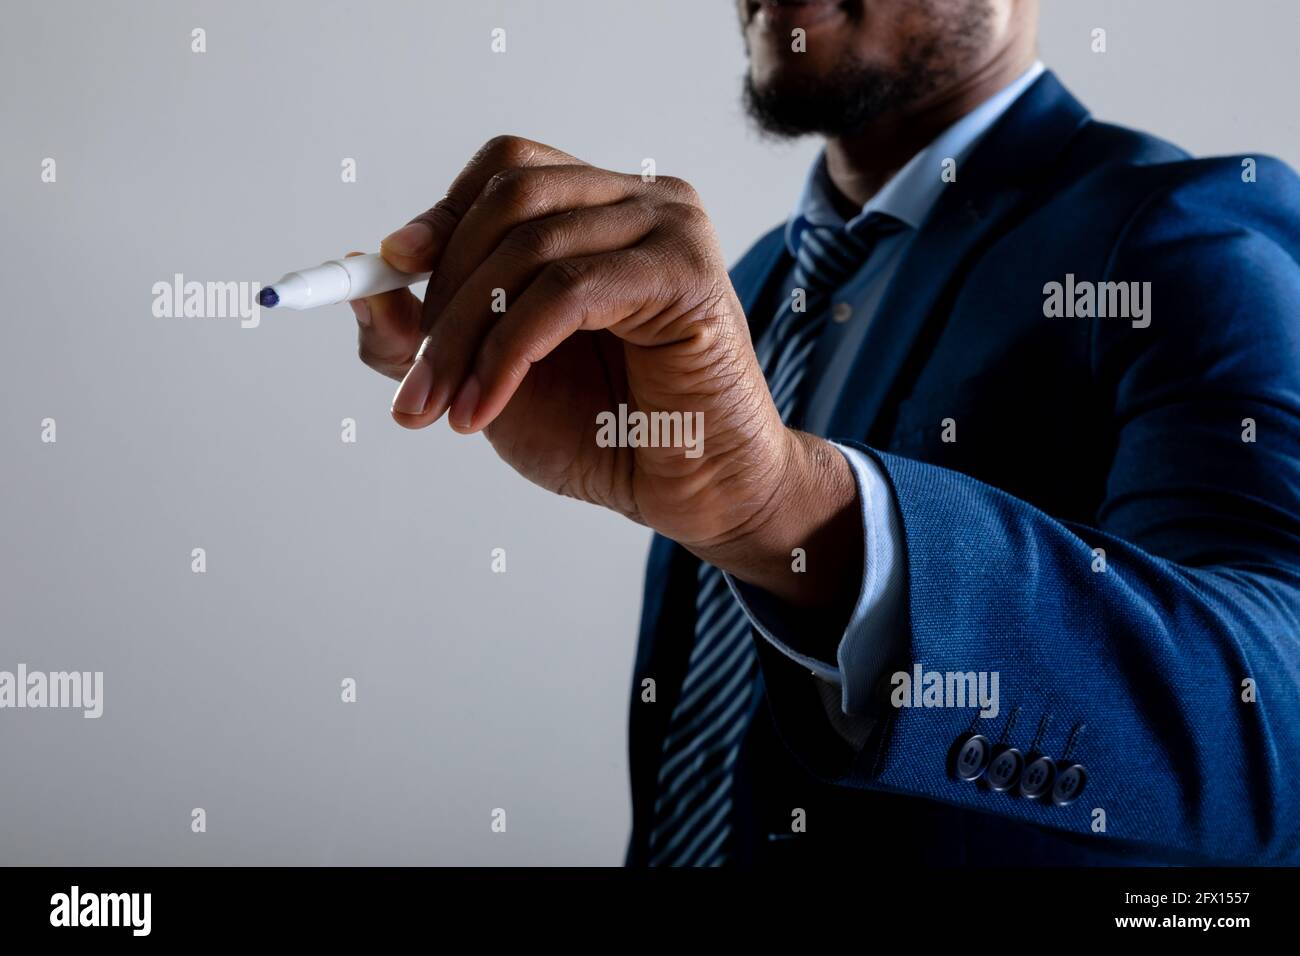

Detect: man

[355,0,1300,865]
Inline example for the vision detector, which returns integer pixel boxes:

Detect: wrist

[692,430,863,613]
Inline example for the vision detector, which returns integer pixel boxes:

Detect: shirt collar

[784,61,1046,256]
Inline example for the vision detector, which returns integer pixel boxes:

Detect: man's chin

[744,81,828,138]
[743,70,876,139]
[743,50,938,139]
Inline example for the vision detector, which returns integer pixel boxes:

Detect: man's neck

[823,47,1039,209]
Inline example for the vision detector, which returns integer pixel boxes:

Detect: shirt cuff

[723,442,905,715]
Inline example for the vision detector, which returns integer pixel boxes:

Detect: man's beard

[741,0,993,139]
[743,55,943,138]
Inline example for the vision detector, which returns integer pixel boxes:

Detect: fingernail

[392,352,434,415]
[350,298,371,327]
[449,374,480,430]
[381,221,433,258]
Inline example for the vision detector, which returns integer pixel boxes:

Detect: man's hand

[355,135,861,614]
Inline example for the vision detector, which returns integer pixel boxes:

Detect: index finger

[378,135,584,274]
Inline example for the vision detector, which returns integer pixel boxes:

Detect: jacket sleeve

[754,161,1300,864]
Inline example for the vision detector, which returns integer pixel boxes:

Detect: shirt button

[831,301,853,324]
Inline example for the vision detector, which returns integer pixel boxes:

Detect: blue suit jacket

[625,71,1300,865]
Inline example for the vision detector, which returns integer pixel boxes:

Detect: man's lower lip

[751,0,847,32]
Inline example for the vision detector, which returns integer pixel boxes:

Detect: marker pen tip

[258,287,279,308]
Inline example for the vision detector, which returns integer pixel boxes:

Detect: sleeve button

[1051,762,1087,806]
[949,733,992,781]
[982,745,1023,792]
[1018,754,1056,800]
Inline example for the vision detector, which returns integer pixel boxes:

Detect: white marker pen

[259,253,431,310]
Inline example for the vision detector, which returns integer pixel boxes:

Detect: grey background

[1,0,1296,865]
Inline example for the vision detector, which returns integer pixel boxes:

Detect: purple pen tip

[258,287,279,308]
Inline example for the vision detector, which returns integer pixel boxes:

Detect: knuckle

[422,194,463,232]
[480,334,530,384]
[692,298,740,353]
[356,341,392,373]
[656,175,701,205]
[680,234,716,274]
[661,200,710,231]
[544,257,590,289]
[483,167,531,207]
[483,134,534,168]
[499,219,560,263]
[656,205,716,276]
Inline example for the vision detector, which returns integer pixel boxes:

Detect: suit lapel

[825,71,1092,443]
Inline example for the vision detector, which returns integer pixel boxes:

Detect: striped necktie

[646,213,902,867]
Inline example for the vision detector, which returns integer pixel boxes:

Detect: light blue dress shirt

[726,62,1046,716]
